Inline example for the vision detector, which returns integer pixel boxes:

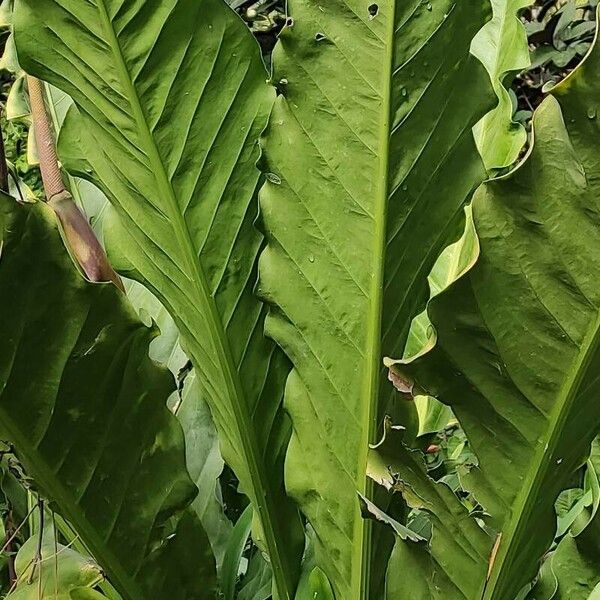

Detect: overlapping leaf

[471,0,532,170]
[59,105,234,565]
[257,0,493,596]
[530,440,600,599]
[387,22,600,599]
[14,1,303,597]
[49,81,234,567]
[7,532,105,599]
[0,195,215,600]
[370,420,491,600]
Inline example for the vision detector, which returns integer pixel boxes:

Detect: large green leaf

[0,195,215,599]
[257,0,493,596]
[387,24,600,600]
[57,90,235,570]
[37,78,234,570]
[14,1,303,597]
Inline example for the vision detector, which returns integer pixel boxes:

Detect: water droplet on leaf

[266,173,282,185]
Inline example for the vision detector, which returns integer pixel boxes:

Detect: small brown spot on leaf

[388,368,414,396]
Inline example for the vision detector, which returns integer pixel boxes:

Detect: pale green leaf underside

[8,533,104,599]
[14,1,303,596]
[258,0,493,597]
[0,196,215,600]
[471,0,531,170]
[405,210,477,436]
[389,25,600,600]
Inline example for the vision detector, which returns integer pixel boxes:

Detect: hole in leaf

[314,32,327,42]
[368,3,379,18]
[285,17,294,28]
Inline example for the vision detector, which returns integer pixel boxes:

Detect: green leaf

[414,396,454,436]
[7,532,106,599]
[50,82,234,571]
[14,1,304,597]
[294,530,338,600]
[237,551,272,600]
[257,0,493,596]
[177,371,233,568]
[296,567,335,600]
[221,506,253,600]
[51,514,122,600]
[388,21,600,599]
[404,208,480,436]
[471,0,532,170]
[0,196,215,599]
[368,418,490,600]
[529,440,600,599]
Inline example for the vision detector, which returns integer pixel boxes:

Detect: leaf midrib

[94,4,293,598]
[357,3,398,599]
[484,306,600,598]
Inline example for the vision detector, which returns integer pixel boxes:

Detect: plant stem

[4,511,17,586]
[0,108,9,194]
[27,75,124,291]
[27,77,64,198]
[27,498,44,584]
